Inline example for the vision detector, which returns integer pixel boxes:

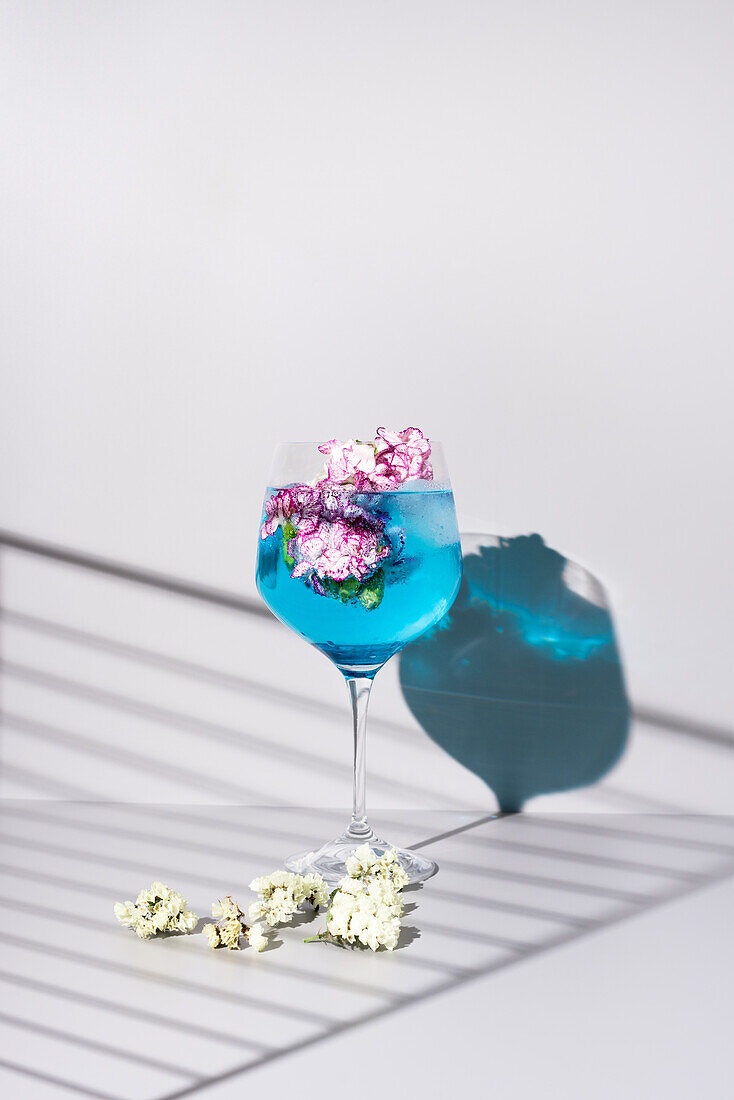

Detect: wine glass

[255,435,462,884]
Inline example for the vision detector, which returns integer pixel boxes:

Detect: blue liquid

[256,487,462,668]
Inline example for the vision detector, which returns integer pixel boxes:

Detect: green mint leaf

[323,575,360,603]
[359,568,385,611]
[282,520,297,567]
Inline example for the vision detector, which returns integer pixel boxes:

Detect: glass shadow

[399,534,630,811]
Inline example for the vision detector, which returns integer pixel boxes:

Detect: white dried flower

[302,872,330,910]
[114,882,198,939]
[202,922,221,948]
[248,870,329,926]
[345,845,378,876]
[219,916,243,950]
[346,844,408,890]
[203,895,268,951]
[305,846,408,952]
[113,901,136,926]
[307,875,404,951]
[339,875,363,897]
[135,918,156,940]
[177,909,199,934]
[246,923,268,953]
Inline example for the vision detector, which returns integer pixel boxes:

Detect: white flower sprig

[345,844,409,890]
[305,845,408,952]
[114,881,198,939]
[202,895,268,952]
[248,870,329,927]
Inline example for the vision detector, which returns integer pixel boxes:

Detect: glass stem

[345,674,376,840]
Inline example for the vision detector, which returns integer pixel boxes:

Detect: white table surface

[1,802,732,1100]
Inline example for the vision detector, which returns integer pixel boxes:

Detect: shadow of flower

[396,925,421,950]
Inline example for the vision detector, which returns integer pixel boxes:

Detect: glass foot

[285,829,438,886]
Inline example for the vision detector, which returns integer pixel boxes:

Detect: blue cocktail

[258,486,461,668]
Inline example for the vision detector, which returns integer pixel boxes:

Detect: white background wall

[1,0,732,804]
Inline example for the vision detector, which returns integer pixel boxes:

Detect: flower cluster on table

[113,881,198,939]
[247,870,329,926]
[113,844,411,955]
[305,845,409,952]
[202,895,267,952]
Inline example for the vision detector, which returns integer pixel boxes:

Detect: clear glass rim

[260,437,451,490]
[266,439,451,489]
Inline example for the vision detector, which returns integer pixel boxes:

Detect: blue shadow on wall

[399,534,630,811]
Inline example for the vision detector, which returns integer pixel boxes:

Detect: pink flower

[260,485,322,539]
[367,427,433,489]
[291,518,390,582]
[317,439,377,486]
[259,426,431,601]
[315,429,432,491]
